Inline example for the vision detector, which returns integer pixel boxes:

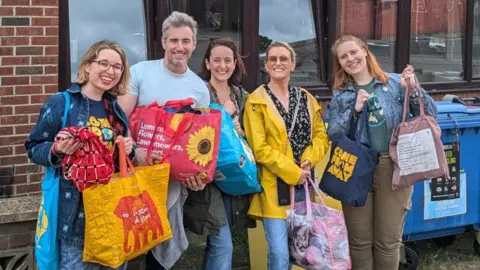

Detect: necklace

[268,84,290,110]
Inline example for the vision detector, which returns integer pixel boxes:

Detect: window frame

[58,0,480,99]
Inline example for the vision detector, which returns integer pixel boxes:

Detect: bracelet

[132,144,140,152]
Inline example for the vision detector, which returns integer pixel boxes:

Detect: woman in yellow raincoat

[243,41,329,270]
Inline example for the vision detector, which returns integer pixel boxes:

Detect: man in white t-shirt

[118,11,209,270]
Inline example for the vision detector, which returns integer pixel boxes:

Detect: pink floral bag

[287,178,351,270]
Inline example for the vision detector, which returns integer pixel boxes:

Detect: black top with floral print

[265,84,311,166]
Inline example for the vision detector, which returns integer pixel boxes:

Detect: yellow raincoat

[243,85,329,219]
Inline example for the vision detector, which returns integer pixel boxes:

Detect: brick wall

[0,0,59,198]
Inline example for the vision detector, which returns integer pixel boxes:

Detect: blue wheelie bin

[401,99,480,267]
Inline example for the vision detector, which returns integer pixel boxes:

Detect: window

[169,0,242,74]
[68,0,147,81]
[337,0,397,73]
[473,0,480,77]
[410,0,466,82]
[258,0,321,84]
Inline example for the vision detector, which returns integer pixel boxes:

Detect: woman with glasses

[25,40,134,270]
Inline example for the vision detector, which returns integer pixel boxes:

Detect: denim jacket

[326,73,438,147]
[25,83,130,247]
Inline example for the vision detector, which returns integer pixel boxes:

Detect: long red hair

[331,35,388,90]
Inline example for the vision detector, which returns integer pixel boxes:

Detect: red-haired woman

[327,35,437,270]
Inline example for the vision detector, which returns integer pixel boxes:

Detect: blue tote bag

[319,107,377,207]
[210,103,261,196]
[35,92,70,270]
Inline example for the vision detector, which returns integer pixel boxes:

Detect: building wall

[342,0,466,40]
[0,0,58,199]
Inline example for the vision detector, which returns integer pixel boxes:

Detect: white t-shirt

[129,59,210,209]
[129,59,210,107]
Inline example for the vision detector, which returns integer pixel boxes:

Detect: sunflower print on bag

[187,126,215,167]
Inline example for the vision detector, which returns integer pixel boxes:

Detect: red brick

[13,175,28,185]
[1,77,29,86]
[1,37,29,46]
[2,57,29,66]
[16,27,44,36]
[14,104,42,114]
[1,96,28,105]
[15,7,44,16]
[0,47,13,56]
[15,124,36,134]
[44,85,58,93]
[0,27,14,36]
[0,127,13,135]
[29,174,44,183]
[14,146,27,155]
[0,106,13,115]
[15,86,42,95]
[31,36,57,46]
[0,67,13,76]
[2,0,30,5]
[32,0,58,6]
[29,114,39,123]
[14,164,40,174]
[30,95,50,104]
[0,7,14,16]
[32,17,58,26]
[1,115,29,126]
[45,27,58,36]
[44,8,58,16]
[45,65,57,74]
[45,46,58,55]
[32,56,57,65]
[0,87,14,96]
[0,147,14,156]
[0,151,27,163]
[31,75,56,85]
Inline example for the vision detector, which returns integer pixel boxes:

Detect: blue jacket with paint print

[326,73,438,147]
[25,83,130,247]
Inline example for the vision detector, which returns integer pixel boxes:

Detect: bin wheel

[474,238,480,256]
[432,235,456,248]
[398,246,419,270]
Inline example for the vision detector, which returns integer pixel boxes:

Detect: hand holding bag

[129,98,222,183]
[82,139,172,268]
[210,103,261,196]
[389,74,448,189]
[287,178,351,270]
[277,88,302,206]
[319,105,378,207]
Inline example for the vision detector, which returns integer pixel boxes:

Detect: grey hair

[265,41,296,63]
[162,11,198,41]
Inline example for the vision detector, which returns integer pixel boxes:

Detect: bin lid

[436,101,480,115]
[435,101,480,129]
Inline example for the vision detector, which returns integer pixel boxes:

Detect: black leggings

[145,251,167,270]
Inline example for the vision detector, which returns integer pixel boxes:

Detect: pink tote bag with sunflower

[129,98,221,183]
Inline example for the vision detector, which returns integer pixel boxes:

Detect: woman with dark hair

[183,38,254,270]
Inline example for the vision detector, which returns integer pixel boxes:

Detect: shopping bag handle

[402,68,426,122]
[146,111,195,165]
[116,138,136,178]
[164,98,195,110]
[289,177,328,217]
